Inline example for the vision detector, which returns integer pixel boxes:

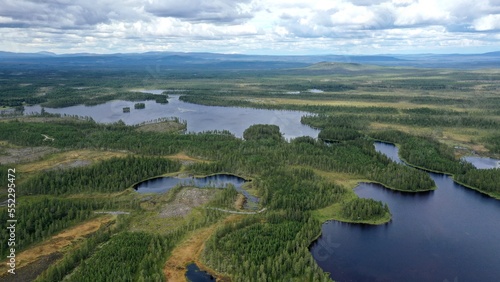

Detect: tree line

[341,198,390,221]
[370,130,474,174]
[20,156,181,195]
[0,197,110,257]
[65,232,169,281]
[203,211,332,282]
[455,169,500,197]
[0,119,436,193]
[370,129,500,195]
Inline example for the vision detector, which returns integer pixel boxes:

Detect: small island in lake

[134,103,145,109]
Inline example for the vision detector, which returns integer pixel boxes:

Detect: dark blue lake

[310,142,500,282]
[185,263,215,282]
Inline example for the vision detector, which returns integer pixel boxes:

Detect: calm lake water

[185,263,215,282]
[23,91,319,140]
[372,141,404,164]
[462,156,500,169]
[134,174,258,204]
[310,142,500,281]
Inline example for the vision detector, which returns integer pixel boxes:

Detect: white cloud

[473,14,500,31]
[0,0,499,54]
[392,0,451,26]
[145,0,257,24]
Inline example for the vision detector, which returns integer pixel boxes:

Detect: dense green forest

[369,130,474,174]
[455,169,500,197]
[301,114,367,130]
[32,200,228,281]
[243,124,284,142]
[341,198,390,221]
[257,168,345,211]
[0,118,438,281]
[483,134,500,153]
[204,211,332,282]
[20,156,181,195]
[0,197,118,257]
[66,232,169,281]
[318,127,363,141]
[34,218,118,282]
[1,64,499,281]
[368,130,500,195]
[0,119,435,192]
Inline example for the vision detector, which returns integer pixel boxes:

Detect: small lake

[185,263,215,282]
[134,174,258,204]
[310,142,500,282]
[23,91,319,140]
[462,156,500,169]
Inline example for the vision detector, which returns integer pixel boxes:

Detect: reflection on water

[23,92,319,140]
[462,156,500,169]
[311,142,500,281]
[374,141,404,164]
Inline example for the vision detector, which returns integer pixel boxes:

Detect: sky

[0,0,499,55]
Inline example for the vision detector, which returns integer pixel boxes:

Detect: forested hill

[1,51,500,69]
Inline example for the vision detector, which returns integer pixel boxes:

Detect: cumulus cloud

[109,18,261,40]
[0,0,143,29]
[145,0,257,24]
[274,0,500,34]
[0,0,499,54]
[473,14,500,31]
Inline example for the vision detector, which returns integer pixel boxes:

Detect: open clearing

[241,97,468,111]
[310,168,367,189]
[165,152,209,165]
[159,188,216,218]
[0,145,59,165]
[17,149,130,173]
[136,120,186,133]
[131,187,218,234]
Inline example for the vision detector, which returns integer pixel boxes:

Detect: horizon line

[1,50,499,57]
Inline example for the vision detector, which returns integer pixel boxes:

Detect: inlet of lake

[310,142,500,282]
[22,91,500,281]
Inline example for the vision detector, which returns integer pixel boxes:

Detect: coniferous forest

[0,63,499,281]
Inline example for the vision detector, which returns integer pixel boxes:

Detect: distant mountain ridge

[1,50,499,69]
